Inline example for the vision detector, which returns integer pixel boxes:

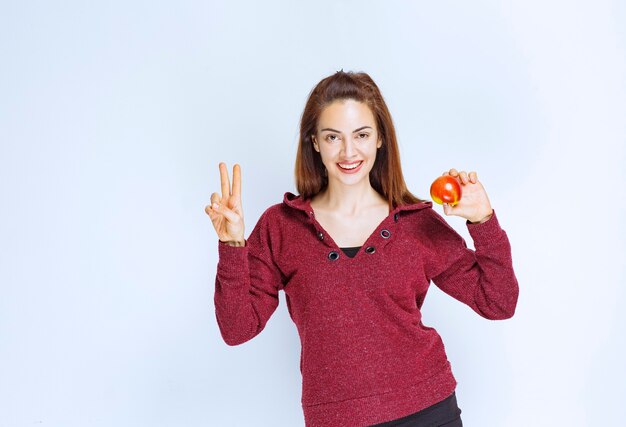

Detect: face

[311,99,382,186]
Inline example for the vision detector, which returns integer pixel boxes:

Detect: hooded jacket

[214,191,519,427]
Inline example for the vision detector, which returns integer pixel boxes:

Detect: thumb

[442,202,459,216]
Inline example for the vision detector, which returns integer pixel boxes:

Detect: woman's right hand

[205,162,245,246]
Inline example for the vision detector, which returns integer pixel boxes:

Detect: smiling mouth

[337,161,363,170]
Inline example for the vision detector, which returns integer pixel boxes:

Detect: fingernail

[212,203,219,209]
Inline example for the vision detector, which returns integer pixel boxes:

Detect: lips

[337,160,363,170]
[336,161,364,173]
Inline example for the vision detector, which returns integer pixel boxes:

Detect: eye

[325,134,339,142]
[357,133,370,139]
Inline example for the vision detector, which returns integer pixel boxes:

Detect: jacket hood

[282,191,432,216]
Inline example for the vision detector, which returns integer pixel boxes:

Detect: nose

[342,137,357,158]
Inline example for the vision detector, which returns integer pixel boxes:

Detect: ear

[312,135,319,152]
[377,138,382,149]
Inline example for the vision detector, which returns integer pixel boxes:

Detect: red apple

[430,175,462,206]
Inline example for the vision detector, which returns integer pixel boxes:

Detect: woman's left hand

[442,168,494,224]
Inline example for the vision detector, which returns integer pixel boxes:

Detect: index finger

[232,164,241,198]
[219,162,231,198]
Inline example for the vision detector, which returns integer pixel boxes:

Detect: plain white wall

[1,1,624,426]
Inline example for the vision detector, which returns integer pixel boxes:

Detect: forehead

[318,99,376,129]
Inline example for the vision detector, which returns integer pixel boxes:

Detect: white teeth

[338,161,362,170]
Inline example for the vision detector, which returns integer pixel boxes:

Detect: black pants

[369,392,463,427]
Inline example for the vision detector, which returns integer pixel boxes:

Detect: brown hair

[294,70,427,209]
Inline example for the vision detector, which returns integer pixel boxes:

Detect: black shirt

[340,246,361,258]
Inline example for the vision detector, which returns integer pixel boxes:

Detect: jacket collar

[282,191,432,215]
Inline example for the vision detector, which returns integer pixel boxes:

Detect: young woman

[206,70,519,427]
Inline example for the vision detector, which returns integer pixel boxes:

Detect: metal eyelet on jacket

[380,229,391,239]
[365,246,376,254]
[317,231,324,240]
[328,251,339,261]
[394,213,399,222]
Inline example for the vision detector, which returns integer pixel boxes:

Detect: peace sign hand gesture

[205,162,245,246]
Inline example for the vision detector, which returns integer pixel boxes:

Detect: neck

[318,178,385,216]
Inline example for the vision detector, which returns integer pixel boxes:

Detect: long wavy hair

[294,70,427,208]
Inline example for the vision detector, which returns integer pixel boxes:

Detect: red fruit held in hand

[430,175,462,206]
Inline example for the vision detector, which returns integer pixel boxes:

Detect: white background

[1,1,625,426]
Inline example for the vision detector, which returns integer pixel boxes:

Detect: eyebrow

[320,126,373,133]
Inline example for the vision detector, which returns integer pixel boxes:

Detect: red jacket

[214,191,519,427]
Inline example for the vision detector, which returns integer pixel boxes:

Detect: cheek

[367,145,379,158]
[318,146,336,160]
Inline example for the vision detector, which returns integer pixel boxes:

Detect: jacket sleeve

[214,209,285,346]
[423,209,519,320]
